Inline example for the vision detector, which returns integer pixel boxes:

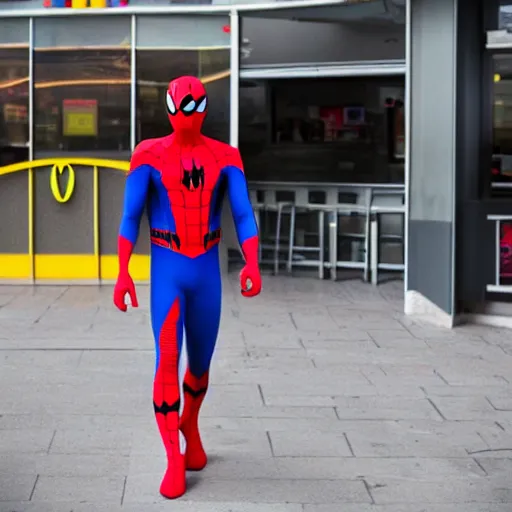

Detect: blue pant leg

[183,250,222,378]
[150,247,185,374]
[149,246,190,497]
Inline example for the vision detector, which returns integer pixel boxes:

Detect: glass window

[241,16,405,67]
[136,49,198,142]
[0,19,29,166]
[135,15,230,144]
[239,76,405,183]
[500,3,512,29]
[491,54,512,193]
[33,17,131,154]
[239,80,270,179]
[136,49,230,143]
[200,49,230,142]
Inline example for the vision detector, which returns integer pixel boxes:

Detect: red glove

[240,236,262,298]
[113,236,139,312]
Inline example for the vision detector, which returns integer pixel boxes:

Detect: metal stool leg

[255,207,263,262]
[363,208,371,282]
[370,213,379,286]
[274,203,283,275]
[318,210,325,280]
[329,210,338,281]
[287,206,296,274]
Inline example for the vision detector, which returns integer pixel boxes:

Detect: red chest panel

[151,138,224,258]
[132,135,242,259]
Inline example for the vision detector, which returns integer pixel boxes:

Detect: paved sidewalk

[1,274,512,511]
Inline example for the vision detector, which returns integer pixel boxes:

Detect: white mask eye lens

[182,100,196,112]
[196,97,207,113]
[166,93,176,114]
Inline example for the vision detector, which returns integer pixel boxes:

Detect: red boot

[179,369,209,471]
[153,299,186,499]
[154,405,186,499]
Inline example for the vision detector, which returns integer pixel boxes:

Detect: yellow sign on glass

[63,99,98,137]
[50,164,76,203]
[65,112,96,136]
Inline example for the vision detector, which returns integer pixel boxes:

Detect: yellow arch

[0,157,130,177]
[0,157,150,283]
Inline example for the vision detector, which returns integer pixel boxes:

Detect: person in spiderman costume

[113,75,262,499]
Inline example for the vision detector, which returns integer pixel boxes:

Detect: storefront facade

[405,0,512,327]
[0,8,233,283]
[0,0,407,285]
[3,0,509,328]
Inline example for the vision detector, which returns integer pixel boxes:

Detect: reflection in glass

[201,50,230,142]
[0,46,29,166]
[239,76,405,183]
[499,4,512,30]
[492,54,512,186]
[34,48,131,152]
[136,49,230,143]
[239,80,269,180]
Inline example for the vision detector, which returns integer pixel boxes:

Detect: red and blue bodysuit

[113,76,262,499]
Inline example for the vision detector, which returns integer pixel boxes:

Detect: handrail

[249,180,404,189]
[370,205,405,213]
[0,157,129,176]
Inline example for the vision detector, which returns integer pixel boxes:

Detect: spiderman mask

[166,76,207,138]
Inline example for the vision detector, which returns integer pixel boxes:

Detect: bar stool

[286,204,328,279]
[274,200,295,274]
[369,189,406,285]
[286,189,330,279]
[328,188,372,282]
[249,189,265,262]
[248,187,294,272]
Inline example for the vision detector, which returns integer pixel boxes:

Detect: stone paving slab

[30,476,126,504]
[2,275,512,508]
[304,506,512,512]
[124,475,371,504]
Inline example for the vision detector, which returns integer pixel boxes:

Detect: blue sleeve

[225,165,258,245]
[119,164,151,245]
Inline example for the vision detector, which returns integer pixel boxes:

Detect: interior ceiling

[241,0,405,25]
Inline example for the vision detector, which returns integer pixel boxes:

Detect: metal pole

[28,17,34,161]
[496,220,501,287]
[28,17,35,282]
[404,0,411,296]
[229,9,239,148]
[449,0,458,316]
[130,14,136,151]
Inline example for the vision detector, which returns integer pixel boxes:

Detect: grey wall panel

[408,220,453,314]
[242,17,405,66]
[0,1,40,10]
[99,170,149,255]
[99,170,124,255]
[0,18,29,44]
[137,15,230,48]
[34,16,131,48]
[0,172,29,253]
[407,0,458,315]
[409,0,456,223]
[34,166,94,254]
